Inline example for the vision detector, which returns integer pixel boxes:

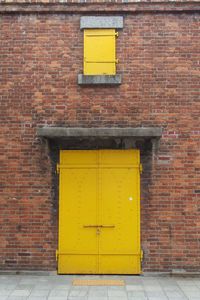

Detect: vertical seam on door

[137,150,141,273]
[58,150,62,272]
[97,150,100,274]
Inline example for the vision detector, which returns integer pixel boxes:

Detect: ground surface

[0,274,200,300]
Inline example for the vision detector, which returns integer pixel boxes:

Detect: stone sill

[78,74,121,85]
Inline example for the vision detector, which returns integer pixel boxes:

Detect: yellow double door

[58,150,141,274]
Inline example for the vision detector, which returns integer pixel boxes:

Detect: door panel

[99,255,140,274]
[98,151,140,274]
[58,166,98,274]
[59,255,98,274]
[58,149,141,274]
[99,149,139,166]
[99,168,139,253]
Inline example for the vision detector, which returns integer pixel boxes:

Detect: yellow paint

[84,29,117,75]
[73,279,125,286]
[58,150,141,274]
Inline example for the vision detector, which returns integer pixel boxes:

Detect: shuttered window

[84,29,118,75]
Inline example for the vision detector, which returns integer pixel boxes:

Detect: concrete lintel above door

[37,127,162,139]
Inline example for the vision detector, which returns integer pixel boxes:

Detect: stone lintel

[37,127,163,139]
[80,16,123,29]
[78,74,121,85]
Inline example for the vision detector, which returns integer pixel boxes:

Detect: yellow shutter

[84,29,117,75]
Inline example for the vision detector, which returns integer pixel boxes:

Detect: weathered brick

[0,4,200,273]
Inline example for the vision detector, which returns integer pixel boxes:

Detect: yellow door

[58,150,141,274]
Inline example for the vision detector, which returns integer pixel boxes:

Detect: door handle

[101,225,115,228]
[83,225,99,228]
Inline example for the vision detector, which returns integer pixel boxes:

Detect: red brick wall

[0,9,200,271]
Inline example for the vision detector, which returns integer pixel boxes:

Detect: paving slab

[29,290,50,296]
[10,290,31,297]
[28,297,48,300]
[1,274,200,300]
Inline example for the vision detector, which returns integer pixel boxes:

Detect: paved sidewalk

[0,274,200,300]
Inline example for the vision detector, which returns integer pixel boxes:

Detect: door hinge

[140,249,143,261]
[56,164,60,174]
[140,164,143,174]
[56,249,58,261]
